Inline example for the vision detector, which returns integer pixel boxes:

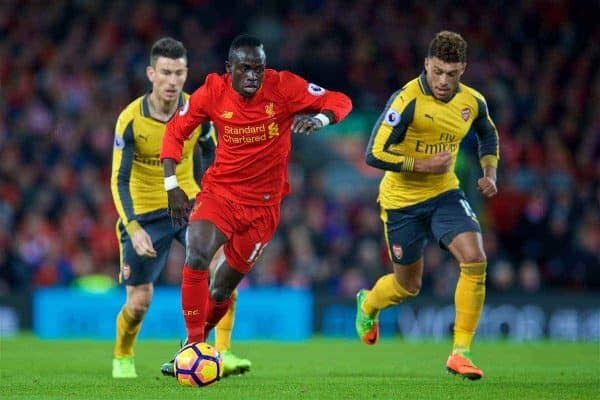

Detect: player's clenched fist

[477,176,497,197]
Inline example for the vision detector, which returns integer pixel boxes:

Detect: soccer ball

[175,342,223,387]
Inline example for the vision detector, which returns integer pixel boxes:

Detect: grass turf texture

[1,336,598,399]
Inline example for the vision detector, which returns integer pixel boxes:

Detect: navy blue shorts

[381,189,481,265]
[117,213,186,285]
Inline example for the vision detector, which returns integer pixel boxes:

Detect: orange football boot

[446,352,484,380]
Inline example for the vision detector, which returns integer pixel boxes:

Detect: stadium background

[0,0,598,342]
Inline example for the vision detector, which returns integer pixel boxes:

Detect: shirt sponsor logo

[308,83,326,96]
[114,134,125,149]
[221,111,233,119]
[179,100,189,116]
[383,109,401,126]
[461,107,471,121]
[134,155,161,166]
[268,122,280,137]
[222,123,279,144]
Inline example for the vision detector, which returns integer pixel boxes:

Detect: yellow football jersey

[111,93,215,226]
[366,73,499,209]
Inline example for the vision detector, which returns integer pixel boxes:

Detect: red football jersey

[161,69,352,206]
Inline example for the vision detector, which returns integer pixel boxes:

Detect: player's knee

[127,299,150,319]
[460,250,487,265]
[185,248,212,270]
[126,285,152,319]
[210,285,234,302]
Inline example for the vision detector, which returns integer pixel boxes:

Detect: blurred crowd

[1,0,598,298]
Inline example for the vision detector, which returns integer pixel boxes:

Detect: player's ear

[146,66,155,83]
[225,61,231,73]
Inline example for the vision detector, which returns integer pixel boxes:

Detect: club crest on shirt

[392,244,403,260]
[308,83,325,96]
[383,109,401,126]
[461,107,471,121]
[121,263,131,280]
[265,102,275,117]
[114,134,125,149]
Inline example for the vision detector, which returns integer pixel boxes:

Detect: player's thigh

[430,189,481,252]
[117,218,174,285]
[187,191,233,257]
[225,203,280,274]
[381,206,429,266]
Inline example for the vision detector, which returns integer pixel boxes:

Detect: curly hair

[428,31,467,63]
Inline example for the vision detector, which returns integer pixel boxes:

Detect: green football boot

[160,339,187,377]
[112,355,137,378]
[355,289,379,345]
[221,350,252,377]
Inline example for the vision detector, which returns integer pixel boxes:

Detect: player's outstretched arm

[163,158,191,226]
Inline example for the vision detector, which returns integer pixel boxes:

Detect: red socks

[181,266,209,343]
[204,295,233,339]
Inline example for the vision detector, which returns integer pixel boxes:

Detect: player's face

[226,46,266,98]
[147,56,188,103]
[424,57,465,101]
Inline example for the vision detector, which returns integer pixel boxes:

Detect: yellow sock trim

[362,274,415,316]
[454,262,486,351]
[215,290,237,352]
[114,306,142,357]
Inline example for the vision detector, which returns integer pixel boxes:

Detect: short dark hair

[150,37,187,67]
[428,31,467,63]
[228,34,264,61]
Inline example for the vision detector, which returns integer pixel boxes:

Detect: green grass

[1,336,598,399]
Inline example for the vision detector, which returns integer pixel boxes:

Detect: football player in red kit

[159,34,352,375]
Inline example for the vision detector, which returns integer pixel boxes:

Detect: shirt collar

[141,92,185,118]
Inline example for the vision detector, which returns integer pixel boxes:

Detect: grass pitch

[1,336,598,399]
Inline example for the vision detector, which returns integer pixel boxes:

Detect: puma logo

[138,134,149,142]
[425,114,434,121]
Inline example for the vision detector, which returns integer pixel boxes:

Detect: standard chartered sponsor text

[223,124,270,144]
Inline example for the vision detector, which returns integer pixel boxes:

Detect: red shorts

[190,190,280,274]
